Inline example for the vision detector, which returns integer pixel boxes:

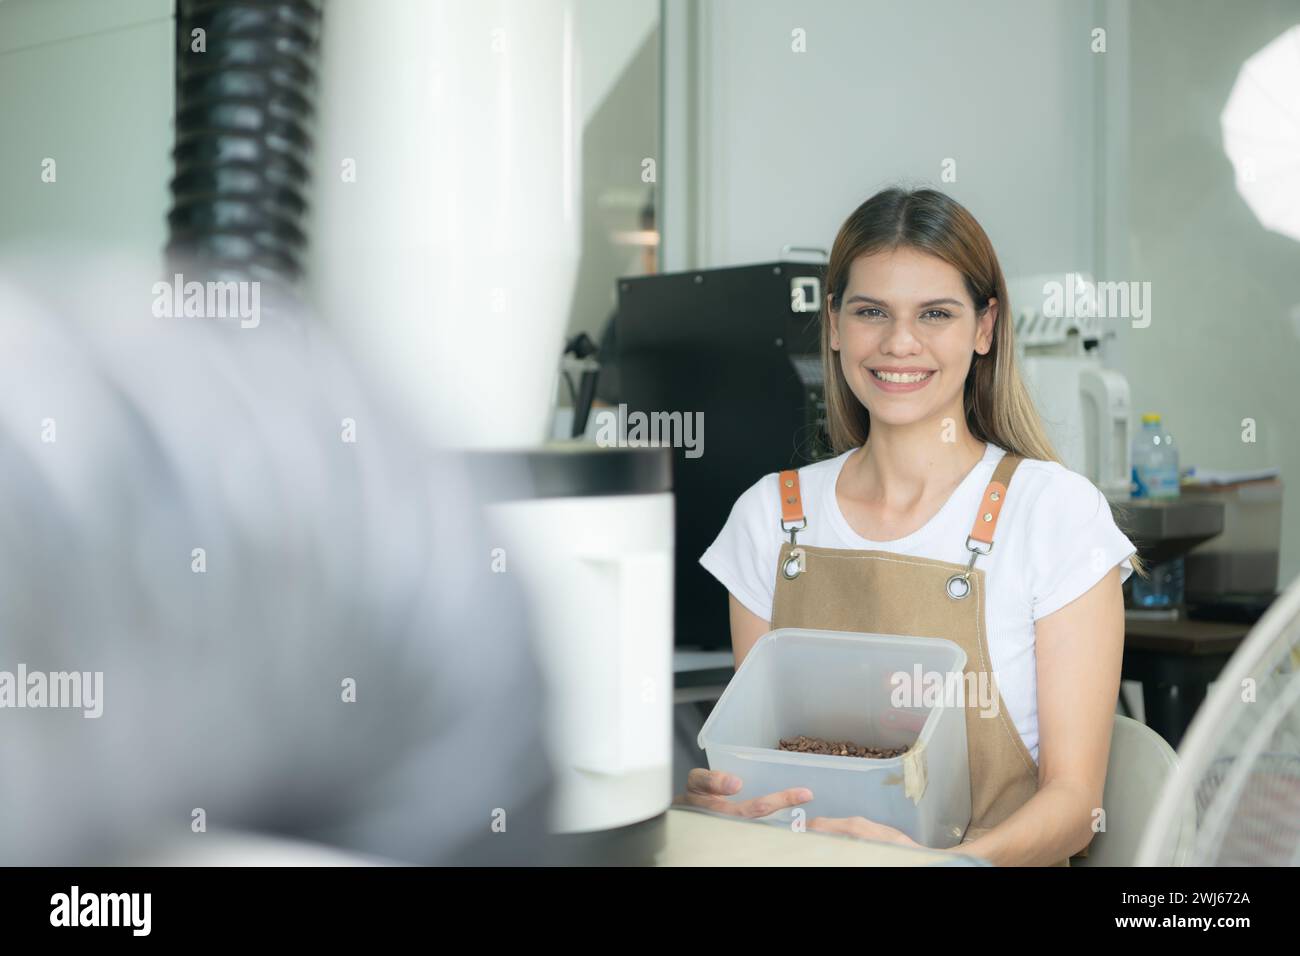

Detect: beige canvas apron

[770,450,1079,867]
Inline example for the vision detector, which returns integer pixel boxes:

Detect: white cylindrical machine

[308,2,674,856]
[308,0,580,448]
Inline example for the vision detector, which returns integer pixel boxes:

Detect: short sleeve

[1027,468,1137,621]
[698,474,781,622]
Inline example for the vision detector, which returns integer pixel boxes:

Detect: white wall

[663,0,1300,593]
[0,0,174,256]
[662,0,1103,279]
[1123,0,1300,590]
[567,0,659,340]
[575,0,658,127]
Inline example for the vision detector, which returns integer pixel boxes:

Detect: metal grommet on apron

[782,548,806,580]
[768,451,1075,866]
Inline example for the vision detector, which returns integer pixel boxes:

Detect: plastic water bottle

[1130,413,1184,608]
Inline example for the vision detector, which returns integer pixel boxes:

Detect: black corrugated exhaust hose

[167,0,323,307]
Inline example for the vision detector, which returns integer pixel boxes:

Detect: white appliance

[306,0,673,851]
[1009,273,1133,500]
[485,461,673,835]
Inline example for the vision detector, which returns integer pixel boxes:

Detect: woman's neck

[844,422,987,513]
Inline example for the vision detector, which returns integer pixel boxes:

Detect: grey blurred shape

[0,247,562,866]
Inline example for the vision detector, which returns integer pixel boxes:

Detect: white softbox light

[1221,25,1300,242]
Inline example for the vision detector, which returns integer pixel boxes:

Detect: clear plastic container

[697,627,971,848]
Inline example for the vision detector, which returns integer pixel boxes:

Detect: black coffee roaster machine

[595,259,831,651]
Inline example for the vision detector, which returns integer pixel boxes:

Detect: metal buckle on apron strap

[781,516,806,546]
[945,535,993,600]
[780,517,808,579]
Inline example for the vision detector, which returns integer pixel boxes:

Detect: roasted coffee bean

[777,734,907,759]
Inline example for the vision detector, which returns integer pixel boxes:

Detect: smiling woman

[824,189,1048,460]
[685,187,1144,867]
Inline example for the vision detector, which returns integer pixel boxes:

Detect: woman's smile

[868,366,937,393]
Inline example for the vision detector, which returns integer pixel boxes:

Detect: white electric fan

[1136,571,1300,865]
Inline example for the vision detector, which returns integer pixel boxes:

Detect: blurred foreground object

[0,249,561,865]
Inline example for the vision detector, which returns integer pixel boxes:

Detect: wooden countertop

[1123,616,1251,654]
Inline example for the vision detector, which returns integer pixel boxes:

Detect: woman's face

[829,246,996,430]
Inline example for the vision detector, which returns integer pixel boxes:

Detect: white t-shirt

[698,442,1136,764]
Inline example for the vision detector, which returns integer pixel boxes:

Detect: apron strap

[777,451,1023,549]
[777,469,806,543]
[968,452,1022,549]
[778,470,804,523]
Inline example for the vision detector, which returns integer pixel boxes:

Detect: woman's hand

[807,815,923,848]
[673,768,813,819]
[673,771,924,850]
